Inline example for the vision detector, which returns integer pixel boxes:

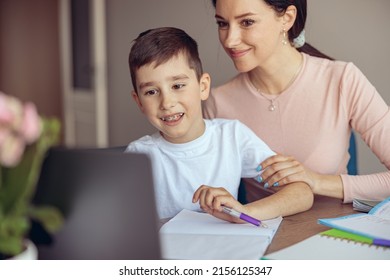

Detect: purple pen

[373,238,390,247]
[222,206,267,228]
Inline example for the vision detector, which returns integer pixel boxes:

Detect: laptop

[32,147,161,260]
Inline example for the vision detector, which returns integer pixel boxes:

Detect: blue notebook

[318,196,390,241]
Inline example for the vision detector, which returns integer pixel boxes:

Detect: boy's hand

[192,185,245,223]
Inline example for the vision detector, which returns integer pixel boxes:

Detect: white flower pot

[9,239,38,260]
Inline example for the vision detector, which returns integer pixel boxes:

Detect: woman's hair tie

[292,30,305,48]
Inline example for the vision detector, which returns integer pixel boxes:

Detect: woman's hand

[257,154,318,191]
[257,154,344,199]
[192,185,246,223]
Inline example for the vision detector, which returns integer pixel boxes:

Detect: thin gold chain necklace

[254,58,303,112]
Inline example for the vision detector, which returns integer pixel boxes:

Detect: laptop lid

[32,147,161,260]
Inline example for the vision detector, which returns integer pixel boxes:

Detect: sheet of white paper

[160,233,270,260]
[159,209,282,260]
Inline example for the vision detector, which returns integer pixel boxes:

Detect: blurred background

[0,0,389,175]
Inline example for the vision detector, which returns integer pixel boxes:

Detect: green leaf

[0,117,62,258]
[0,236,24,257]
[0,215,29,237]
[0,144,38,215]
[29,205,64,233]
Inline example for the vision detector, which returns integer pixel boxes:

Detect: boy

[126,27,313,221]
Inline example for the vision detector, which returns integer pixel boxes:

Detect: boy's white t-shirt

[126,118,275,219]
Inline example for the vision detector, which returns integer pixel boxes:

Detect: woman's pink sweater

[203,53,390,203]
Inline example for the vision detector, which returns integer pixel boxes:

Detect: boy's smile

[132,52,210,144]
[160,112,184,124]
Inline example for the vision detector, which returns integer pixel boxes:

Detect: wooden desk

[243,179,358,254]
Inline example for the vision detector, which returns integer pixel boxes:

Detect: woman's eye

[173,83,185,90]
[241,19,255,27]
[216,20,228,29]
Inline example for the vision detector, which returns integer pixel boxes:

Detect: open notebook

[160,209,282,260]
[318,196,390,240]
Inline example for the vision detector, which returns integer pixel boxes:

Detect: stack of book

[352,198,381,212]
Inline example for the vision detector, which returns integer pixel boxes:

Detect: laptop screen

[32,147,161,260]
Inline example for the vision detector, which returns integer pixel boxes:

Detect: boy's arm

[244,181,313,220]
[193,182,313,222]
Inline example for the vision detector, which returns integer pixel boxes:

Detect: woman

[203,0,390,203]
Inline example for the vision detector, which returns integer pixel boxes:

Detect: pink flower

[0,92,42,167]
[21,102,42,144]
[0,132,25,167]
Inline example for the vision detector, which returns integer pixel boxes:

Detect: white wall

[105,0,390,175]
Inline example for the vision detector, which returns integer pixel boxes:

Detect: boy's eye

[241,19,255,27]
[216,20,228,29]
[145,89,158,96]
[172,83,185,90]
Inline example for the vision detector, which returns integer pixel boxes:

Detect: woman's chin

[233,62,255,73]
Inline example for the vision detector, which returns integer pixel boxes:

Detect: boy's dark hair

[129,27,203,92]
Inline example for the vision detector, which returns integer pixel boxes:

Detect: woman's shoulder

[307,53,371,90]
[304,53,358,75]
[203,74,250,118]
[303,53,369,92]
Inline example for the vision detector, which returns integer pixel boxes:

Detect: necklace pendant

[268,103,276,111]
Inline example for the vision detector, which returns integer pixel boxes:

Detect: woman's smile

[228,48,251,58]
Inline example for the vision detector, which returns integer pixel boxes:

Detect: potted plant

[0,92,63,259]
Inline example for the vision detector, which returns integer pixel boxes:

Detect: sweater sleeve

[339,63,390,202]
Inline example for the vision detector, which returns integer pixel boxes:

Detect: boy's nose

[160,93,177,110]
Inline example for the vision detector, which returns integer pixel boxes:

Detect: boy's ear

[132,90,145,113]
[199,73,211,101]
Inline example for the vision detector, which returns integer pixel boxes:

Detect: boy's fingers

[192,185,209,202]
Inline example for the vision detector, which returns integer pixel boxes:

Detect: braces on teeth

[162,113,183,121]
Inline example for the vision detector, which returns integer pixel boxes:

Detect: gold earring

[282,28,288,45]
